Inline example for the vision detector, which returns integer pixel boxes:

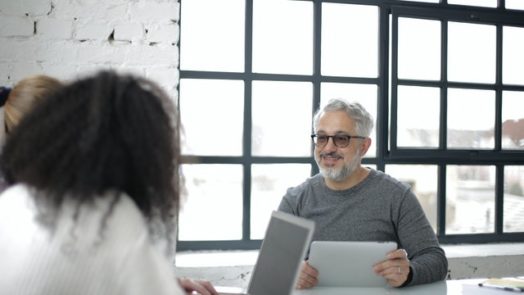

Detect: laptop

[308,241,397,287]
[217,211,315,295]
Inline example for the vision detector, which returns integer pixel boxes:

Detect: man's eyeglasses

[311,134,366,148]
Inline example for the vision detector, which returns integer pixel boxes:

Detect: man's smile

[320,152,343,166]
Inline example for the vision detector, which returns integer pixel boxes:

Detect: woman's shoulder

[0,184,35,210]
[74,191,150,242]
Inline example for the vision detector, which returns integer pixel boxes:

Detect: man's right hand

[177,277,218,295]
[295,261,319,289]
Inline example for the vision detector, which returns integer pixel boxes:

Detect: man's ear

[359,137,372,156]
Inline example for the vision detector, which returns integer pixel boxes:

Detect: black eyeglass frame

[311,134,367,148]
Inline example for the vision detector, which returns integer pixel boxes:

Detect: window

[178,0,524,250]
[390,3,524,243]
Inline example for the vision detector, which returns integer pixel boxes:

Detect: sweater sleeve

[396,189,448,286]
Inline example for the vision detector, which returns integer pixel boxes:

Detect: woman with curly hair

[0,71,192,294]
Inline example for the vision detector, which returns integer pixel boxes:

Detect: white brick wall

[114,23,145,42]
[0,16,34,37]
[75,22,113,41]
[0,0,180,98]
[0,0,52,16]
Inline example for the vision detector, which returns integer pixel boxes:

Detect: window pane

[448,0,497,7]
[506,0,524,9]
[504,166,524,233]
[446,165,495,234]
[502,91,524,150]
[250,164,311,239]
[180,79,244,156]
[180,0,244,72]
[252,0,313,75]
[385,165,438,232]
[252,81,312,156]
[178,164,243,241]
[321,4,378,78]
[447,88,495,149]
[397,86,440,148]
[503,26,524,85]
[398,17,441,81]
[320,83,377,157]
[448,22,496,84]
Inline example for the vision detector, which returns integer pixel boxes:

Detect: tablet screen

[308,241,397,287]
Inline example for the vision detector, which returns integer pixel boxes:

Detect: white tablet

[308,241,397,287]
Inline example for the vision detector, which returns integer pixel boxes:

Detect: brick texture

[0,0,180,96]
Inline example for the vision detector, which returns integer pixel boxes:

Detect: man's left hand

[372,248,410,287]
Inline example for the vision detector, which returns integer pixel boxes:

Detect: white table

[293,279,519,295]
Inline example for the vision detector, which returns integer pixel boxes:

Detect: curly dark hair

[0,70,180,232]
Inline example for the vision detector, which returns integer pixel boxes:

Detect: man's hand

[372,249,411,287]
[178,277,218,295]
[295,261,319,289]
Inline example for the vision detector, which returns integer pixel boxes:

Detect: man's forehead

[316,129,353,135]
[317,111,356,132]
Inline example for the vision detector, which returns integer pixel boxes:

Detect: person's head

[0,70,180,232]
[312,99,373,183]
[5,75,63,133]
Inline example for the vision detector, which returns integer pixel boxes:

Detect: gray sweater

[278,169,448,286]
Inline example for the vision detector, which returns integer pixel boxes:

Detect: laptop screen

[247,211,314,295]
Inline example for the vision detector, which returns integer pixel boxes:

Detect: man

[278,98,447,288]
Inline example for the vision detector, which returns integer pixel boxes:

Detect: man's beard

[316,149,361,182]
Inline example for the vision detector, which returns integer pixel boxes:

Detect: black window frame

[177,0,524,251]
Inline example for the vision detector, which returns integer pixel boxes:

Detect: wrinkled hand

[295,261,319,289]
[373,249,410,287]
[178,277,218,295]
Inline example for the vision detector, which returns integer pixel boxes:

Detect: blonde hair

[5,75,63,133]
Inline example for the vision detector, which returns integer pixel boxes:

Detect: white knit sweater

[0,184,184,295]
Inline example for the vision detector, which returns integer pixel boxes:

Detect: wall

[0,0,180,97]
